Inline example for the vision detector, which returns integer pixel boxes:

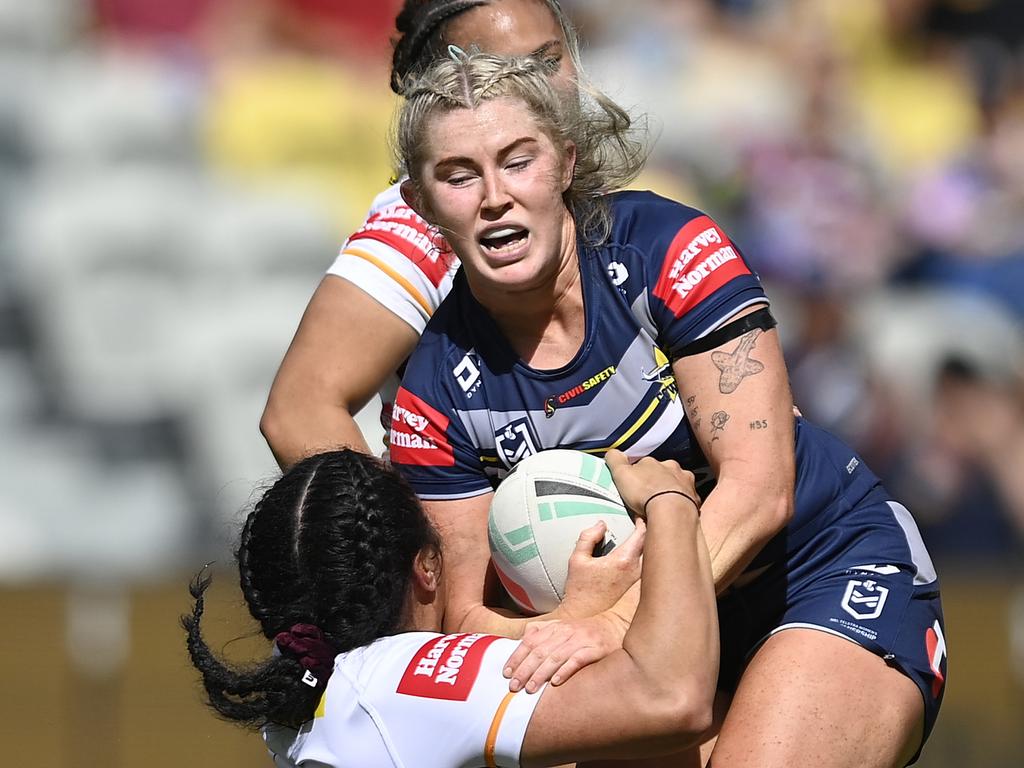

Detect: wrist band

[642,489,700,516]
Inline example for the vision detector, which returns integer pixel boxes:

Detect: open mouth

[479,226,529,255]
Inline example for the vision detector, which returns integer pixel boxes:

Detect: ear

[561,141,577,192]
[401,179,431,222]
[411,544,442,596]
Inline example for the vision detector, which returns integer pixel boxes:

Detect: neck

[402,588,445,634]
[482,215,585,369]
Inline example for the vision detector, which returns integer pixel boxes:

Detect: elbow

[663,684,716,745]
[260,391,300,469]
[259,397,286,454]
[637,680,716,749]
[770,489,795,533]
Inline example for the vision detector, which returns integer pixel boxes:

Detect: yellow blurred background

[1,1,1022,765]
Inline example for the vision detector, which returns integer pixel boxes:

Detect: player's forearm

[623,494,717,719]
[448,603,544,637]
[699,472,793,593]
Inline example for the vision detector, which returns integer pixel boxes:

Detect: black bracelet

[642,489,700,516]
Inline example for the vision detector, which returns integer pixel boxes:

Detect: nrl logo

[841,579,889,620]
[494,418,539,468]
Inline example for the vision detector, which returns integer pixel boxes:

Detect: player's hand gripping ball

[488,450,635,614]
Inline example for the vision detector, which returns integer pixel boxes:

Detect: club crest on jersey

[640,347,678,402]
[841,579,889,620]
[495,418,539,468]
[543,365,617,417]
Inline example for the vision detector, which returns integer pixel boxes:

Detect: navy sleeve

[625,197,767,355]
[389,340,493,501]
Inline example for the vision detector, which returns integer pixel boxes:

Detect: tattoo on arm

[750,419,768,430]
[686,395,700,425]
[710,410,730,442]
[711,329,765,394]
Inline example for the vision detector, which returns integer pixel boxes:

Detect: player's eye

[506,158,532,172]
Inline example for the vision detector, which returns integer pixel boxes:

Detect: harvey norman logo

[397,633,501,701]
[669,246,740,300]
[668,226,722,278]
[388,389,455,467]
[357,208,435,258]
[653,216,751,318]
[390,402,435,450]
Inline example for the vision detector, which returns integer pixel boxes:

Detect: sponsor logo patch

[608,261,629,286]
[453,353,482,397]
[543,366,616,417]
[348,207,453,287]
[388,388,455,467]
[397,633,501,701]
[841,579,889,620]
[653,216,751,318]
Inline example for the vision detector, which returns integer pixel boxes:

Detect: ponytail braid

[181,571,322,729]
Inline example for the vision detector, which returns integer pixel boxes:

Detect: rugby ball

[488,449,634,614]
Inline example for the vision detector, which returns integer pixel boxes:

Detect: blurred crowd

[575,0,1024,568]
[1,0,1022,588]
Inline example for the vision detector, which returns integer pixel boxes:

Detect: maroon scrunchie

[274,623,337,679]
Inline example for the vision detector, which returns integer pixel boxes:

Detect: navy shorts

[717,486,947,764]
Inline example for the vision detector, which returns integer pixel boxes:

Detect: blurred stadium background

[0,0,1021,765]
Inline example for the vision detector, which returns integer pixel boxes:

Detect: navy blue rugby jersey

[391,191,883,561]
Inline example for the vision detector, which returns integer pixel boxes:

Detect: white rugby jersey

[328,183,460,336]
[327,183,461,442]
[263,632,544,768]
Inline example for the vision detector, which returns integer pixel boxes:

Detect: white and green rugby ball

[488,449,635,614]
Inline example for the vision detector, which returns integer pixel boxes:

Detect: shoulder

[605,190,709,244]
[340,181,457,290]
[411,275,484,368]
[392,284,479,440]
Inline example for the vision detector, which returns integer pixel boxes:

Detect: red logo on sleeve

[652,216,751,318]
[388,388,455,467]
[397,634,501,701]
[347,206,454,288]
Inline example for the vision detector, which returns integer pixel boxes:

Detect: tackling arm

[261,276,419,467]
[671,305,796,592]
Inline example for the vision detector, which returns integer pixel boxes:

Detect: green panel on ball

[488,517,540,566]
[537,499,631,522]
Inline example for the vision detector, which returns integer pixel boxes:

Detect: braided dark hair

[391,0,491,94]
[389,1,582,95]
[182,450,441,729]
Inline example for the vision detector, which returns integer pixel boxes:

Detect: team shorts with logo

[716,485,946,764]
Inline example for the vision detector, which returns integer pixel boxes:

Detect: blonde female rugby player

[389,51,945,768]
